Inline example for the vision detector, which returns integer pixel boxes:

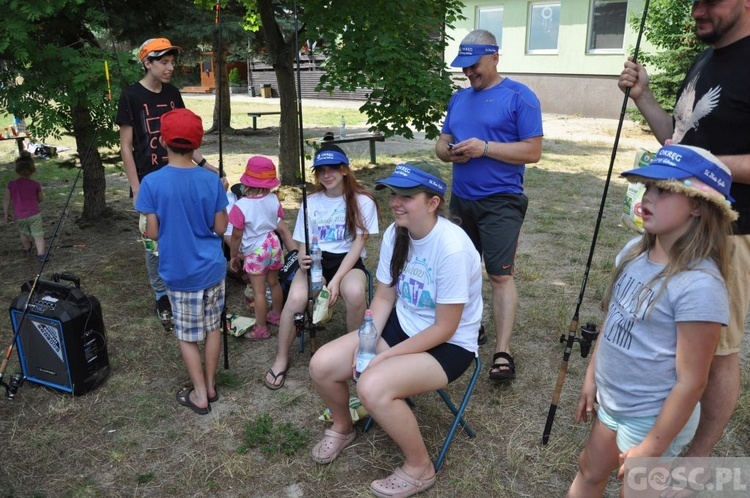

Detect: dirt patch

[0,110,745,498]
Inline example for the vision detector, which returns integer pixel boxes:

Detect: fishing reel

[1,372,24,400]
[560,321,600,358]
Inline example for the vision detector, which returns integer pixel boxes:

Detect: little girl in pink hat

[228,156,293,340]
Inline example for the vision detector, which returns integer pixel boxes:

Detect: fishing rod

[291,0,319,354]
[215,0,230,370]
[1,135,97,399]
[541,0,651,445]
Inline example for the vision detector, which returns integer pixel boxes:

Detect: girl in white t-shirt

[568,145,735,497]
[228,156,293,340]
[308,162,482,498]
[264,145,379,389]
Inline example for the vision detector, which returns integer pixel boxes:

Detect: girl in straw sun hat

[568,144,737,496]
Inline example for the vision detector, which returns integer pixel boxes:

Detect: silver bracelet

[482,141,489,157]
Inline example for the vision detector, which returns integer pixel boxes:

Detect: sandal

[267,311,281,326]
[489,352,516,382]
[175,387,210,415]
[242,325,269,340]
[311,428,357,464]
[370,467,436,498]
[477,324,487,346]
[263,368,287,390]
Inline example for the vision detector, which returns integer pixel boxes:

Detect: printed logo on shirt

[603,274,657,350]
[314,207,350,242]
[397,256,436,309]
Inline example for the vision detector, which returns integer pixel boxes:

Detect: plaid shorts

[168,280,225,342]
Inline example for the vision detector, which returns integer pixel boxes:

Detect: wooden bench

[247,111,281,130]
[0,133,28,155]
[305,133,385,164]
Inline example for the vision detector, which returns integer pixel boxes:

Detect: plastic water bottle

[310,235,323,292]
[355,309,378,381]
[339,115,346,138]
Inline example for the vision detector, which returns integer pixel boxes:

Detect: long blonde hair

[602,197,732,312]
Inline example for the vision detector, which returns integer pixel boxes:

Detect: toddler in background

[229,156,293,340]
[4,151,46,261]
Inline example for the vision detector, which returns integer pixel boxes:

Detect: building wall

[446,0,651,116]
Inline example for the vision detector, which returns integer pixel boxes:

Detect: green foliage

[239,414,307,456]
[228,67,241,84]
[302,0,465,140]
[628,0,705,119]
[136,472,155,484]
[0,1,140,147]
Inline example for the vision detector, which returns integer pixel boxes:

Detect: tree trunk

[71,102,107,223]
[209,48,232,134]
[275,62,301,186]
[257,0,301,186]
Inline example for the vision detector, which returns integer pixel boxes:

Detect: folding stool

[363,355,481,471]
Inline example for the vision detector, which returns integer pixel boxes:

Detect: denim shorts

[168,280,225,342]
[597,404,700,458]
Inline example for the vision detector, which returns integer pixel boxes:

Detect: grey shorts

[168,280,225,342]
[450,193,528,276]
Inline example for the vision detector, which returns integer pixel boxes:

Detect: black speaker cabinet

[9,273,110,395]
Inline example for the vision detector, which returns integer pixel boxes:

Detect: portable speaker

[8,273,110,395]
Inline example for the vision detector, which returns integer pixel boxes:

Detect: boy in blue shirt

[135,108,228,415]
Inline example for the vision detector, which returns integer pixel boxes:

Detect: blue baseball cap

[450,44,499,68]
[375,162,446,196]
[312,145,349,168]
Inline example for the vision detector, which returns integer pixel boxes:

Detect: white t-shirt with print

[376,217,482,354]
[292,191,379,257]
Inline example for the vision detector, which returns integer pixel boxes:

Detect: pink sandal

[311,429,357,464]
[370,467,436,498]
[242,325,269,340]
[267,311,281,326]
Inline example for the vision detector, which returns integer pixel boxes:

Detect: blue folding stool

[363,354,481,471]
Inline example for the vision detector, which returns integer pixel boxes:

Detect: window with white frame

[528,2,560,53]
[477,6,504,50]
[588,0,628,52]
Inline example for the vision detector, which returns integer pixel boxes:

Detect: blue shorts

[381,308,473,383]
[597,404,700,458]
[450,193,527,276]
[168,281,225,342]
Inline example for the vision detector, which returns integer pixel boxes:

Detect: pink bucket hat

[241,156,280,189]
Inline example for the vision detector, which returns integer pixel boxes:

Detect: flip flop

[263,368,287,390]
[208,387,219,403]
[176,387,211,415]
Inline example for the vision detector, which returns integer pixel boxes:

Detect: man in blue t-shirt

[436,29,543,383]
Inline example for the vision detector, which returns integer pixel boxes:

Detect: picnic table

[305,133,385,164]
[0,133,28,155]
[246,111,281,130]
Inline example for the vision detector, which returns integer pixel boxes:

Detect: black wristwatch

[198,158,207,167]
